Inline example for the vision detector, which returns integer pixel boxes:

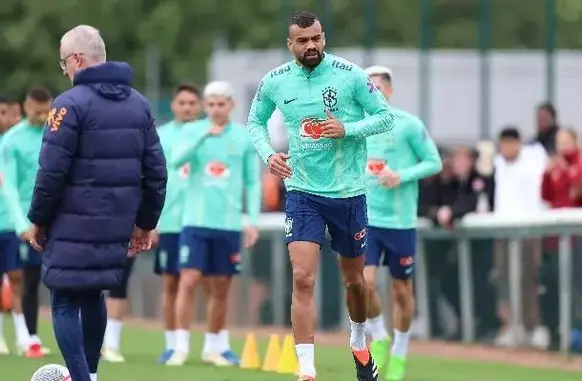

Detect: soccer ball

[30,364,70,381]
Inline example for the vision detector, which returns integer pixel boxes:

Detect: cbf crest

[322,86,338,111]
[284,217,293,237]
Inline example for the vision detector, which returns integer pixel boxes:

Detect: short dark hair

[290,10,319,29]
[537,101,557,119]
[499,126,521,141]
[26,86,52,103]
[173,83,201,99]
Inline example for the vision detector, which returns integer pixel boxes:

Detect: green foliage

[0,0,580,97]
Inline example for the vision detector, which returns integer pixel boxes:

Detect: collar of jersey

[293,53,330,77]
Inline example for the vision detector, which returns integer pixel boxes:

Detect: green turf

[1,321,581,381]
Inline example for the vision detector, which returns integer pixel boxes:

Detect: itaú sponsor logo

[300,117,326,140]
[366,159,386,176]
[205,161,230,178]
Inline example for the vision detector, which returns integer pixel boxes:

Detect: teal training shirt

[247,53,395,199]
[366,107,442,229]
[170,119,262,231]
[0,134,13,232]
[0,120,44,235]
[156,121,187,234]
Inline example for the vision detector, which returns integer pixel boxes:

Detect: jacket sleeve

[170,124,209,169]
[418,178,440,220]
[541,171,553,202]
[343,67,395,138]
[398,119,442,183]
[450,180,478,218]
[136,110,167,231]
[247,76,277,163]
[28,98,79,227]
[243,139,262,225]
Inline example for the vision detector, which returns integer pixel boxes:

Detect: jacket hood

[73,61,133,101]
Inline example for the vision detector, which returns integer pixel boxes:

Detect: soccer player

[0,86,54,358]
[166,81,261,366]
[363,65,441,380]
[247,10,395,381]
[153,83,202,363]
[6,100,22,127]
[0,95,29,355]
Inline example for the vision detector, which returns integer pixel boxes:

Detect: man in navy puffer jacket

[27,25,167,381]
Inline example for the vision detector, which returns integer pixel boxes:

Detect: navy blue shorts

[0,232,21,273]
[19,241,41,267]
[154,233,181,276]
[179,227,241,276]
[365,227,416,280]
[284,190,368,257]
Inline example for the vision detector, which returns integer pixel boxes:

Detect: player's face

[536,108,554,131]
[499,138,521,161]
[204,95,233,125]
[556,129,577,155]
[370,75,392,101]
[7,103,22,126]
[0,103,9,130]
[287,21,325,68]
[171,91,202,123]
[451,151,473,177]
[24,98,51,126]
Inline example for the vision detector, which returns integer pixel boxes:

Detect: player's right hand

[267,152,292,179]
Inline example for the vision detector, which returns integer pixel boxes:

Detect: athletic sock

[90,374,97,381]
[202,332,220,354]
[175,329,190,354]
[366,314,389,341]
[349,320,367,351]
[218,329,230,352]
[103,319,122,351]
[391,329,410,357]
[164,330,175,351]
[295,343,316,377]
[12,312,30,346]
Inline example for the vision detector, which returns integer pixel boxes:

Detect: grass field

[1,321,581,381]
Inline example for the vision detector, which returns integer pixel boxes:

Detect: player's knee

[212,277,231,299]
[7,270,22,287]
[163,276,179,296]
[392,279,413,306]
[292,268,316,294]
[179,270,202,291]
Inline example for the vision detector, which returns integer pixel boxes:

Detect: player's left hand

[379,168,401,188]
[321,110,345,138]
[244,226,259,248]
[29,224,46,253]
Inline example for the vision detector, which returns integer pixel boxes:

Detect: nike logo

[284,98,297,104]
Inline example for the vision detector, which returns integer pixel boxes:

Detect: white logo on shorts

[285,217,293,237]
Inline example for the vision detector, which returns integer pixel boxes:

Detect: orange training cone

[240,333,260,369]
[276,334,298,374]
[262,334,282,372]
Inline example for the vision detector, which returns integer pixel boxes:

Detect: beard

[298,49,323,68]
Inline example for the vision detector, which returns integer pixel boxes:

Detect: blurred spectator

[493,127,548,348]
[419,147,498,340]
[6,99,22,127]
[533,102,559,154]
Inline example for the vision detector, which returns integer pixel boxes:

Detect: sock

[218,329,230,352]
[12,312,30,346]
[295,344,316,377]
[81,293,107,374]
[51,289,91,381]
[164,330,175,351]
[350,320,367,351]
[366,314,389,341]
[90,374,97,381]
[202,332,220,354]
[104,319,122,350]
[391,329,410,357]
[175,329,190,354]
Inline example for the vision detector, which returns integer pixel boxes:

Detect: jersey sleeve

[0,135,28,234]
[343,67,396,138]
[28,96,80,227]
[398,118,442,183]
[170,123,209,169]
[243,138,262,225]
[247,76,276,163]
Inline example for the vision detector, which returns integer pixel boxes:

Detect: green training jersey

[0,120,44,234]
[247,53,395,199]
[366,107,442,229]
[170,118,262,231]
[156,121,188,233]
[0,134,13,232]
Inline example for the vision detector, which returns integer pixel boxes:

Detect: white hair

[365,65,393,80]
[61,25,106,64]
[204,81,234,99]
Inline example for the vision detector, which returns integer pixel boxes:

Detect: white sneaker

[494,325,527,347]
[0,338,9,355]
[529,326,550,350]
[202,352,232,367]
[165,351,188,366]
[29,335,51,355]
[101,347,126,363]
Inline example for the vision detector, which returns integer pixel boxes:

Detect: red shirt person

[541,128,582,209]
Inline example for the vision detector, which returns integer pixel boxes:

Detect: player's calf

[157,274,179,363]
[363,266,390,370]
[385,279,414,381]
